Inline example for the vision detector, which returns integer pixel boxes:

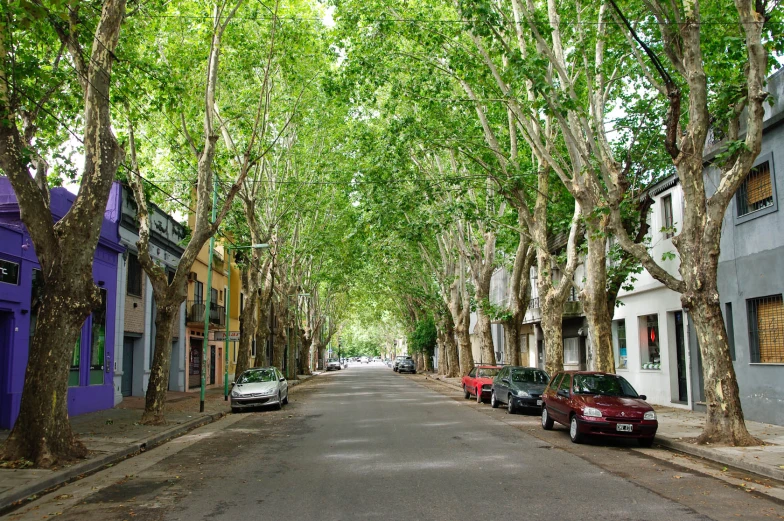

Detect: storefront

[0,180,123,429]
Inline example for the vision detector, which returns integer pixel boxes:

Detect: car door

[495,367,509,403]
[550,373,572,423]
[277,369,288,397]
[543,373,561,412]
[466,368,477,395]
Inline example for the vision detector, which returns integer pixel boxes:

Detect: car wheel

[507,395,516,414]
[638,436,655,448]
[569,415,583,443]
[491,391,499,408]
[476,389,483,404]
[231,407,239,414]
[541,406,554,430]
[282,391,289,405]
[274,393,283,410]
[464,385,470,399]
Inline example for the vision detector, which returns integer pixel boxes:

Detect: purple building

[0,178,124,429]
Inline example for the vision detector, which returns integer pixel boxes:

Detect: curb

[0,410,227,515]
[652,436,784,483]
[418,373,784,483]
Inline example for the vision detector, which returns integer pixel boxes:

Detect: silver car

[231,367,288,412]
[326,358,341,371]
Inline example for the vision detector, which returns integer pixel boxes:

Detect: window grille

[127,253,142,296]
[748,295,784,363]
[737,161,773,217]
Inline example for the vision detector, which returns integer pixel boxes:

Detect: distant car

[393,356,412,372]
[462,365,502,403]
[541,371,658,447]
[491,366,549,413]
[231,367,288,412]
[397,358,416,374]
[373,357,381,363]
[360,356,369,364]
[326,358,341,371]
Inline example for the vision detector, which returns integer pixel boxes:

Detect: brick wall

[124,272,145,334]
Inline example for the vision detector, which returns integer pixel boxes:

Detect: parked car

[231,367,288,412]
[397,358,416,374]
[462,365,503,403]
[541,371,658,447]
[326,358,341,371]
[393,355,412,372]
[361,356,369,364]
[491,366,550,413]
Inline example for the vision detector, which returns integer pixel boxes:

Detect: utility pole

[200,177,218,413]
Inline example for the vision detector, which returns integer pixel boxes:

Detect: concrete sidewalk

[0,374,317,514]
[421,372,784,482]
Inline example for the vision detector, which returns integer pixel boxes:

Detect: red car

[541,371,658,447]
[462,365,503,403]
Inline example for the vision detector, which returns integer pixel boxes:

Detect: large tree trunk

[0,0,126,467]
[235,270,260,379]
[272,309,287,371]
[540,294,565,378]
[472,293,496,365]
[455,313,474,376]
[140,303,179,425]
[582,218,615,373]
[1,279,92,466]
[436,329,446,375]
[298,327,310,375]
[254,310,270,367]
[443,322,460,378]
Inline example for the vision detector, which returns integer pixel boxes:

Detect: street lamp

[286,292,310,379]
[224,243,270,401]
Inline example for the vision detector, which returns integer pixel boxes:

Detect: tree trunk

[0,280,91,466]
[540,295,565,378]
[298,327,310,375]
[455,313,474,376]
[272,308,287,370]
[140,303,179,425]
[503,318,520,366]
[582,218,615,373]
[254,312,270,367]
[472,300,496,365]
[235,270,260,378]
[286,320,298,380]
[436,329,446,375]
[444,324,460,378]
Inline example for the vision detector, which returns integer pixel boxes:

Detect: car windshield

[237,370,276,384]
[328,359,338,363]
[573,374,639,398]
[477,368,500,377]
[511,369,549,384]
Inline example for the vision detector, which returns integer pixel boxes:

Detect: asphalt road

[5,365,783,521]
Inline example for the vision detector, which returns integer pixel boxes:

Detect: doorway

[122,336,134,397]
[0,312,13,424]
[209,345,216,384]
[674,311,688,402]
[189,338,202,389]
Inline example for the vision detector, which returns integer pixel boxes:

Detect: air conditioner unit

[187,272,198,282]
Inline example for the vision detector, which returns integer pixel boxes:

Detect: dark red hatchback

[541,371,658,447]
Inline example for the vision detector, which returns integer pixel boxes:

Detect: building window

[640,314,661,369]
[725,303,736,361]
[613,320,627,369]
[747,295,784,363]
[563,337,579,365]
[90,289,107,385]
[737,161,774,217]
[194,280,204,303]
[662,194,674,238]
[252,339,257,358]
[127,253,142,296]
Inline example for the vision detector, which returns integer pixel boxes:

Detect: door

[0,312,13,423]
[551,373,572,422]
[121,337,134,397]
[674,311,688,402]
[496,367,509,402]
[209,345,216,384]
[189,338,202,389]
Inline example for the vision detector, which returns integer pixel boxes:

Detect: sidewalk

[421,372,784,482]
[0,374,316,514]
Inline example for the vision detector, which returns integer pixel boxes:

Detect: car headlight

[583,406,603,418]
[231,390,241,398]
[515,390,530,397]
[644,411,657,420]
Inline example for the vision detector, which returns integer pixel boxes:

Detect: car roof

[560,371,617,376]
[475,365,503,369]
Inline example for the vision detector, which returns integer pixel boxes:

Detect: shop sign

[214,331,240,341]
[0,259,19,285]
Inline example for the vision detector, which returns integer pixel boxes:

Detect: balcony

[186,300,225,327]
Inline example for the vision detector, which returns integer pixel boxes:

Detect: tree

[0,0,126,467]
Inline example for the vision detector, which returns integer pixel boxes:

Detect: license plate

[536,400,542,406]
[616,424,633,432]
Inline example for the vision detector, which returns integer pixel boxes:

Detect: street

[4,366,782,521]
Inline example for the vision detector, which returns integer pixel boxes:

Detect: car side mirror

[557,389,569,398]
[502,378,510,384]
[279,377,286,382]
[230,381,235,388]
[639,394,647,401]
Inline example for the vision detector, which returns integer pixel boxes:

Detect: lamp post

[224,243,269,401]
[285,292,310,379]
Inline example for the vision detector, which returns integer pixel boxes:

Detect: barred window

[737,161,774,217]
[662,194,674,238]
[747,295,784,363]
[127,253,142,296]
